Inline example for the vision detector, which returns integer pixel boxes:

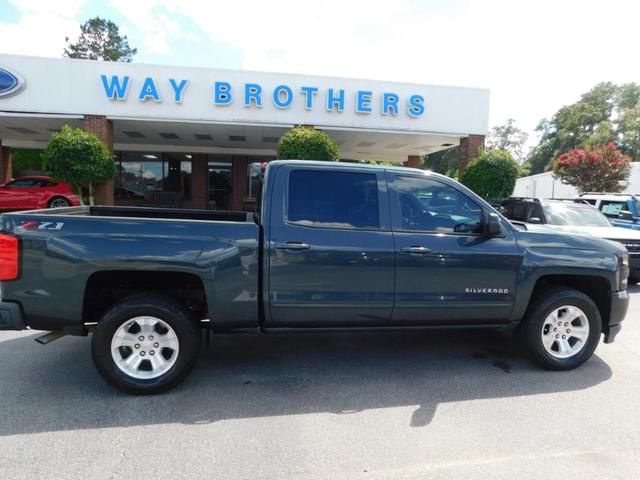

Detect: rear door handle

[401,245,432,254]
[275,241,311,250]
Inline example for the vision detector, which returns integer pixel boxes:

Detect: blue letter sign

[101,75,130,100]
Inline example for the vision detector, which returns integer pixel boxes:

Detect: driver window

[395,176,483,234]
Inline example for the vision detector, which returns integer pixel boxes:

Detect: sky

[1,0,639,150]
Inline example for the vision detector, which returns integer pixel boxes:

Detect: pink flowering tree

[552,143,631,193]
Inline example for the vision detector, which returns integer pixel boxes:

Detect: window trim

[284,168,386,232]
[389,173,486,236]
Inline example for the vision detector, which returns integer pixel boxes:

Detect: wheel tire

[520,286,602,370]
[48,196,71,208]
[92,294,200,395]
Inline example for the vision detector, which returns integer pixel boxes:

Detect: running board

[35,330,66,345]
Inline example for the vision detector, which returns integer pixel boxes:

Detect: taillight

[0,234,18,280]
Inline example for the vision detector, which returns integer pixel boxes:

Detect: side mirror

[619,210,633,221]
[485,212,503,237]
[528,217,542,224]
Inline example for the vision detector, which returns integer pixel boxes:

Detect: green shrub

[11,149,44,176]
[459,149,518,200]
[42,125,117,203]
[276,126,340,161]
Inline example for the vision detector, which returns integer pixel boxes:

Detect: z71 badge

[17,221,64,232]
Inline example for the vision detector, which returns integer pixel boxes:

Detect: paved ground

[1,288,639,480]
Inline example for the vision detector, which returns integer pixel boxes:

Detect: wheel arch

[83,270,208,325]
[520,274,611,332]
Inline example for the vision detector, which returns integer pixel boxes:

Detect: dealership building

[0,53,489,210]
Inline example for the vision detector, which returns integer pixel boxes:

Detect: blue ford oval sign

[0,66,25,98]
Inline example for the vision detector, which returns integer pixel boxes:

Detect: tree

[42,125,117,204]
[277,126,340,161]
[528,82,640,174]
[552,143,631,193]
[486,118,529,162]
[10,149,44,176]
[64,17,137,62]
[459,149,518,200]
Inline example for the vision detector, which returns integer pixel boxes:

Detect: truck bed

[0,206,261,333]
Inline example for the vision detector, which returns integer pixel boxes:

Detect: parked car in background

[501,197,640,282]
[115,186,145,200]
[0,176,80,211]
[578,193,640,230]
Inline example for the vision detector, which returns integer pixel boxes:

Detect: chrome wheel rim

[50,198,69,208]
[111,316,180,380]
[541,305,590,359]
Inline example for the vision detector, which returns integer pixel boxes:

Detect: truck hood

[513,223,627,256]
[546,225,640,241]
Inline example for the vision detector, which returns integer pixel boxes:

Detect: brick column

[403,155,421,168]
[185,154,208,209]
[83,115,114,205]
[458,135,485,174]
[0,141,12,184]
[231,155,248,211]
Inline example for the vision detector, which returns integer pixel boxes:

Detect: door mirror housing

[485,212,503,237]
[528,217,542,224]
[619,210,633,221]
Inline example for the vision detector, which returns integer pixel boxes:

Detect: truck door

[387,172,519,324]
[266,165,395,327]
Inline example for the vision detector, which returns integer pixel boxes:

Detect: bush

[276,126,340,161]
[42,125,117,203]
[459,149,518,200]
[11,148,44,176]
[552,143,630,193]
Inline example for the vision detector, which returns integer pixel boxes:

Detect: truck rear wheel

[520,286,602,370]
[91,294,199,395]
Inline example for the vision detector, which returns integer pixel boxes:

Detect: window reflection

[116,152,192,201]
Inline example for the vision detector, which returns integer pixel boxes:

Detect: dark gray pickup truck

[0,161,630,394]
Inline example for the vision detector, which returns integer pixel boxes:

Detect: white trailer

[513,162,640,198]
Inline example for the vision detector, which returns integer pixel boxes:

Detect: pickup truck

[0,161,630,394]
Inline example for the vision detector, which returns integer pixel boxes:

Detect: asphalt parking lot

[1,288,639,480]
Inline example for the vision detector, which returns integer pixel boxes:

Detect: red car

[0,176,81,211]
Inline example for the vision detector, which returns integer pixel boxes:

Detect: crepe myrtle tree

[276,126,340,161]
[42,125,117,205]
[553,143,631,193]
[459,149,519,201]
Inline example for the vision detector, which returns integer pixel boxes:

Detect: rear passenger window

[287,170,379,229]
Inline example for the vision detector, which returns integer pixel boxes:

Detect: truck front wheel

[520,287,602,370]
[91,294,200,395]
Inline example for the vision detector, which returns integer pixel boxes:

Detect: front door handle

[401,245,432,254]
[275,241,311,251]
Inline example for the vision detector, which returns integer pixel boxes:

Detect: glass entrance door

[207,157,233,210]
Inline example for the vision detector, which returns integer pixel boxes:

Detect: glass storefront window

[116,152,192,201]
[246,156,274,200]
[207,156,233,210]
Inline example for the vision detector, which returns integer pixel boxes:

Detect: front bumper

[604,289,629,343]
[0,301,25,330]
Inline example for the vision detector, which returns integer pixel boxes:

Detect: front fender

[511,244,619,322]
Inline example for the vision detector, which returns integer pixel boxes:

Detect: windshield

[545,204,612,227]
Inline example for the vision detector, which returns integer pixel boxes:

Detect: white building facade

[0,54,490,209]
